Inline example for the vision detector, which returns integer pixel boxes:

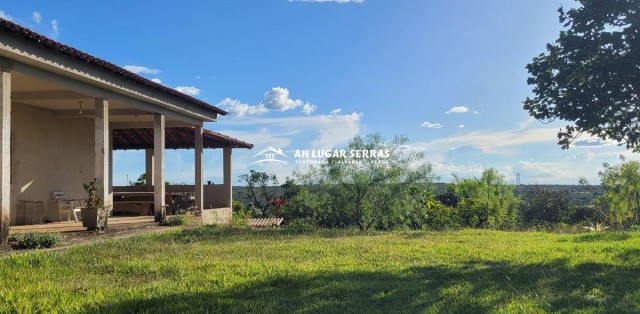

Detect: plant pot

[81,207,108,231]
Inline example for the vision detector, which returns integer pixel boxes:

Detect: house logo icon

[251,147,289,165]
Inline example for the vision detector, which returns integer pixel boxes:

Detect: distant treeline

[233,183,604,207]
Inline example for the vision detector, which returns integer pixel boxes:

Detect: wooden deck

[9,216,157,234]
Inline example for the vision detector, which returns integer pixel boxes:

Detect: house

[0,18,253,244]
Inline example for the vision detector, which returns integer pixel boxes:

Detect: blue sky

[1,0,635,185]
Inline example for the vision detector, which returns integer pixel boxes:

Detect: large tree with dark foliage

[524,0,640,150]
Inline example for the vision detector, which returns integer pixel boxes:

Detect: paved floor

[9,216,157,233]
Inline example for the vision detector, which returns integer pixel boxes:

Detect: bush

[286,217,317,233]
[520,186,571,225]
[161,215,190,226]
[9,232,62,250]
[230,200,251,228]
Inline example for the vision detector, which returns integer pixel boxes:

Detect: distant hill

[233,183,603,207]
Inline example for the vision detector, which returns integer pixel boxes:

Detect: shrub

[230,200,251,228]
[286,217,317,233]
[453,169,519,228]
[161,215,190,226]
[9,232,62,250]
[520,186,571,225]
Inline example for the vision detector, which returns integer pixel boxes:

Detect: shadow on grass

[97,260,640,313]
[573,232,631,243]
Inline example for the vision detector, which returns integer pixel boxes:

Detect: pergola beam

[54,109,151,117]
[110,121,195,129]
[12,90,87,101]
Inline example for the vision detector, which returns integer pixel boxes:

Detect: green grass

[2,227,640,313]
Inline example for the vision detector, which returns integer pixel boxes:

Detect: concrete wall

[11,103,94,224]
[201,207,232,225]
[204,185,231,209]
[113,184,231,209]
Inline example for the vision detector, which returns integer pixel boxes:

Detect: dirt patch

[1,223,193,257]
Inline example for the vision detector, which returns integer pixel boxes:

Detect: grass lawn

[2,227,640,313]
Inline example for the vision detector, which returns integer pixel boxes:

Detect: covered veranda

[111,127,253,218]
[0,17,253,242]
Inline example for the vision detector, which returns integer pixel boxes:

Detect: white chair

[51,191,84,222]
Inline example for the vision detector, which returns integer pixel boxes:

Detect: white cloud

[289,0,364,3]
[175,86,200,96]
[457,125,465,128]
[421,121,443,129]
[51,19,59,39]
[446,106,469,114]
[32,12,41,24]
[150,78,162,84]
[330,108,342,115]
[0,10,14,22]
[302,103,317,116]
[262,87,306,112]
[123,65,161,75]
[423,125,557,155]
[572,137,618,148]
[432,161,485,179]
[220,112,363,150]
[406,122,559,164]
[473,111,480,115]
[216,98,268,117]
[517,160,576,181]
[218,87,319,116]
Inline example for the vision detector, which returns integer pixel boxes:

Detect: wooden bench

[248,218,284,228]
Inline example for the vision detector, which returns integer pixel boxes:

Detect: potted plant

[81,178,110,231]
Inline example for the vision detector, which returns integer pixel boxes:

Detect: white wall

[11,103,94,224]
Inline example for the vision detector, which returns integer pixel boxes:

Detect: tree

[524,0,640,150]
[598,156,640,226]
[239,170,279,217]
[130,173,146,186]
[325,134,436,230]
[453,169,519,228]
[520,186,571,225]
[293,133,437,230]
[406,185,459,230]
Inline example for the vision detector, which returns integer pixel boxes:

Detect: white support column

[194,126,204,211]
[94,98,110,203]
[223,147,232,208]
[154,114,165,222]
[145,149,154,192]
[108,126,113,203]
[0,69,10,245]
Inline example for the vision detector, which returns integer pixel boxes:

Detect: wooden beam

[54,109,151,117]
[154,114,166,222]
[12,90,87,101]
[195,126,204,211]
[110,121,197,129]
[0,68,10,245]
